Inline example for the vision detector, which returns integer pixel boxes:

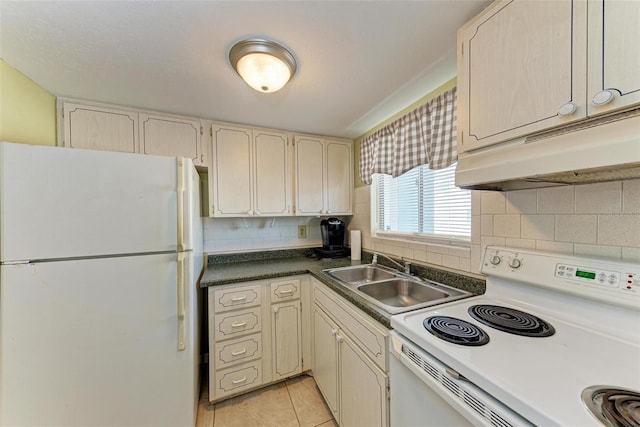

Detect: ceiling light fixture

[229,38,297,94]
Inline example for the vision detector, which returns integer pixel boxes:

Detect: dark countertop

[200,250,486,329]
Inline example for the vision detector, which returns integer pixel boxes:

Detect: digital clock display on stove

[576,270,596,280]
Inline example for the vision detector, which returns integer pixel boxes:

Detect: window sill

[374,231,471,249]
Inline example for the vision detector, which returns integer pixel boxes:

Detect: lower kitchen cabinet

[311,278,390,427]
[208,276,308,402]
[313,307,340,417]
[272,300,302,380]
[339,333,388,427]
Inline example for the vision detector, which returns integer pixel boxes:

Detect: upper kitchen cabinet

[458,0,640,154]
[587,0,640,117]
[295,136,353,216]
[61,102,139,153]
[209,123,291,217]
[139,113,207,168]
[59,100,209,167]
[457,0,588,153]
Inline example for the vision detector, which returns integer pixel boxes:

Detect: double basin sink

[322,264,471,314]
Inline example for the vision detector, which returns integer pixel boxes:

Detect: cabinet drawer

[214,333,262,370]
[214,307,262,340]
[313,284,388,371]
[214,361,262,398]
[270,279,301,302]
[213,284,261,312]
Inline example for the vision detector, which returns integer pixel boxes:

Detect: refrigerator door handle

[177,158,186,252]
[177,252,186,351]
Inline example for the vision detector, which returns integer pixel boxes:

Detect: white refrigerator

[0,142,204,426]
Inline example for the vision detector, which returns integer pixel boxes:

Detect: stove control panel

[482,246,640,310]
[555,264,620,287]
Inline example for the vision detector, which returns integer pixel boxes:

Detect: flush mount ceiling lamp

[229,38,297,93]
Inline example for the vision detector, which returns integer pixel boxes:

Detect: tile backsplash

[203,179,640,276]
[348,179,640,276]
[203,216,324,253]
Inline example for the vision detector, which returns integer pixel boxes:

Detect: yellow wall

[0,59,57,146]
[354,77,457,188]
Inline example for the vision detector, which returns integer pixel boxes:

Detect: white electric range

[390,246,640,427]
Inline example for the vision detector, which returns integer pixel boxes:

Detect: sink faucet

[372,253,411,275]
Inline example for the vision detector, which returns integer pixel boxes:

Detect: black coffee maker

[314,218,349,258]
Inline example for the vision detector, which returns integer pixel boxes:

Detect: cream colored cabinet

[339,333,388,427]
[271,301,302,380]
[312,306,340,419]
[210,123,291,217]
[253,130,292,216]
[458,0,640,154]
[295,136,325,215]
[312,279,389,427]
[325,140,353,215]
[210,124,253,216]
[139,113,206,167]
[457,0,587,152]
[61,102,139,153]
[587,0,640,117]
[208,276,308,402]
[295,136,353,216]
[270,279,302,381]
[59,100,209,166]
[209,283,265,401]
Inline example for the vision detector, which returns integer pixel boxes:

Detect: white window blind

[373,163,471,241]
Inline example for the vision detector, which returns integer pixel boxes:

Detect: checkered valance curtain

[359,87,457,185]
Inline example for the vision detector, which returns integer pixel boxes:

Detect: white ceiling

[0,1,489,139]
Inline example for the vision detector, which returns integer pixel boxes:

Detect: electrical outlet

[298,225,307,238]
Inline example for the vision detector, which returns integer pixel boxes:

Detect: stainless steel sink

[357,279,449,307]
[325,265,396,284]
[323,264,472,314]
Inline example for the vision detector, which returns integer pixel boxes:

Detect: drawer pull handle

[231,321,247,328]
[231,348,247,356]
[232,376,247,384]
[231,295,247,302]
[279,289,294,295]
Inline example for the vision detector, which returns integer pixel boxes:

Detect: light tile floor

[197,374,337,427]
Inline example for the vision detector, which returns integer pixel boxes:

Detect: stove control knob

[490,255,502,265]
[509,258,522,269]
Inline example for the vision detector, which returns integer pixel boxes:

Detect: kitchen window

[372,162,471,245]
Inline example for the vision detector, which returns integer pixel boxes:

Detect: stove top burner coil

[468,304,555,337]
[582,386,640,427]
[423,316,489,346]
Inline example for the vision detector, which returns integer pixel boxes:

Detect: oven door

[389,331,532,427]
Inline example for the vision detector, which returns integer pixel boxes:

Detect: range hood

[455,112,640,191]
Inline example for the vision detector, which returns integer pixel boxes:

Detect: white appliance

[390,246,640,426]
[455,114,640,190]
[0,142,204,426]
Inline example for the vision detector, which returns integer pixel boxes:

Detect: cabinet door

[139,113,205,167]
[457,0,587,152]
[339,334,389,427]
[271,301,302,381]
[254,131,291,216]
[212,125,253,216]
[325,140,353,215]
[312,306,340,419]
[295,136,325,215]
[588,0,640,116]
[63,103,138,153]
